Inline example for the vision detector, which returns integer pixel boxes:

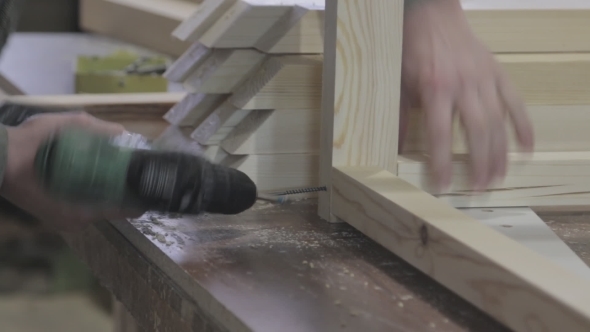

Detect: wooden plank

[152,125,205,156]
[172,0,237,42]
[318,0,403,221]
[163,93,228,127]
[182,49,267,94]
[173,0,324,49]
[2,92,183,139]
[403,104,590,154]
[463,207,590,281]
[69,200,514,332]
[332,166,590,332]
[189,101,248,144]
[229,55,323,110]
[222,153,318,192]
[499,53,590,105]
[221,108,320,155]
[189,55,322,145]
[173,1,590,56]
[3,92,184,107]
[254,4,325,54]
[79,0,195,56]
[197,1,293,48]
[163,42,212,83]
[61,220,232,332]
[462,0,590,53]
[397,152,590,208]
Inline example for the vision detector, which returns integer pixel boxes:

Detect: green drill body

[35,128,139,208]
[33,128,258,215]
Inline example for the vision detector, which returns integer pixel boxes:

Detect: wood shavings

[156,234,166,243]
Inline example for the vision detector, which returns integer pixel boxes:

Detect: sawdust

[242,227,369,250]
[155,234,166,243]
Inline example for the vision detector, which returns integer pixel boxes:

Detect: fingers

[457,87,490,191]
[496,69,535,153]
[422,88,454,193]
[479,82,508,187]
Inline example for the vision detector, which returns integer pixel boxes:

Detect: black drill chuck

[127,149,257,214]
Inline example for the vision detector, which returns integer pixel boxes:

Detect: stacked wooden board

[79,0,200,56]
[157,0,325,193]
[157,0,590,202]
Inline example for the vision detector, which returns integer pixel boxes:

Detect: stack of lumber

[79,0,200,56]
[156,0,590,201]
[156,0,325,193]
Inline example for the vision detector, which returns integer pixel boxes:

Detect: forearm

[0,0,28,188]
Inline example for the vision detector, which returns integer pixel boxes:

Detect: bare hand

[0,112,144,232]
[399,0,534,192]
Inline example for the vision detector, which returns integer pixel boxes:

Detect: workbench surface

[61,200,590,332]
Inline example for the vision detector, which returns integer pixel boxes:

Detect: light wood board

[79,0,196,56]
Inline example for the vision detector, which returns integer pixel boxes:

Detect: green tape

[35,128,132,206]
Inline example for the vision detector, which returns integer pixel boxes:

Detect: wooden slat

[318,0,403,221]
[221,108,320,155]
[254,4,324,54]
[462,0,590,53]
[228,55,323,110]
[398,152,590,208]
[197,1,292,48]
[403,104,590,154]
[222,153,318,192]
[182,49,267,94]
[188,55,322,145]
[163,93,228,127]
[3,93,183,139]
[332,166,590,332]
[79,0,195,56]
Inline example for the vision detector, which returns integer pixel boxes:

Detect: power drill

[0,102,258,215]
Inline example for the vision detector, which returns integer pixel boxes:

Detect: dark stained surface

[110,200,511,332]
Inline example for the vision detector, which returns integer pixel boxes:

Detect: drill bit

[257,186,327,204]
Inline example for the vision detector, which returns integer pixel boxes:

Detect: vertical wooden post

[318,0,405,222]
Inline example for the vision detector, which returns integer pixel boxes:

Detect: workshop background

[0,0,181,330]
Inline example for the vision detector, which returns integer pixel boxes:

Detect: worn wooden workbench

[57,199,590,332]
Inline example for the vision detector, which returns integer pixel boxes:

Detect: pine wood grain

[398,152,590,208]
[162,93,228,127]
[319,0,403,221]
[79,0,195,56]
[222,153,318,191]
[163,42,212,83]
[403,104,590,154]
[254,4,325,54]
[183,49,267,94]
[172,0,237,42]
[229,55,323,110]
[332,166,590,332]
[221,108,320,155]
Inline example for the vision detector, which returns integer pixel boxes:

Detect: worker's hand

[0,112,144,232]
[399,0,534,192]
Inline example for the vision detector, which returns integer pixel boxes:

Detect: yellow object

[75,51,169,94]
